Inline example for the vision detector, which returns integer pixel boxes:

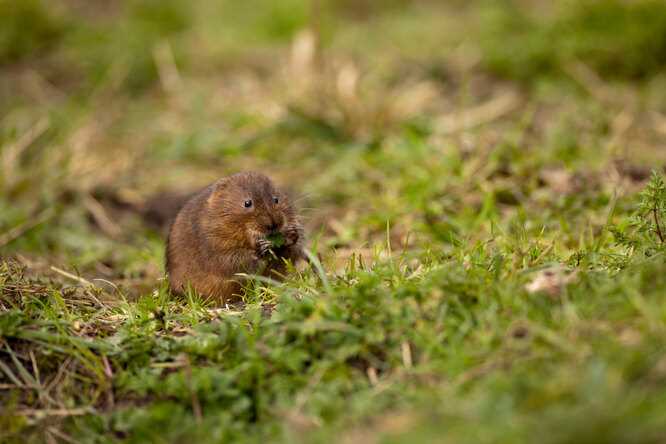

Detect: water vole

[166,172,304,303]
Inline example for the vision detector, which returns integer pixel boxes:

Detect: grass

[2,0,666,442]
[479,0,666,83]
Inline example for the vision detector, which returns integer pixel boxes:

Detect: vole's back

[166,185,217,295]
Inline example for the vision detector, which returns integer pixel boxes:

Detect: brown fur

[166,172,304,303]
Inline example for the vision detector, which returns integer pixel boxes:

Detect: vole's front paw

[256,238,272,257]
[284,224,302,246]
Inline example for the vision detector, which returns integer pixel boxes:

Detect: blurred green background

[2,1,666,443]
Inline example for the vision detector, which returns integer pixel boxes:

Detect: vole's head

[206,172,296,243]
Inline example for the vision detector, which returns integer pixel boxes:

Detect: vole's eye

[273,197,279,204]
[243,199,253,208]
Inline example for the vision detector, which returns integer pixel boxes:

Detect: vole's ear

[207,178,230,206]
[213,177,230,191]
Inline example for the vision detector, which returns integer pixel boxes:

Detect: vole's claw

[284,224,302,246]
[256,238,272,257]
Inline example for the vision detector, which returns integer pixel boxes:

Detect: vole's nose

[262,213,283,233]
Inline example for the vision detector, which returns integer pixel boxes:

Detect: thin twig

[17,407,93,417]
[49,266,94,286]
[184,356,202,423]
[102,355,115,408]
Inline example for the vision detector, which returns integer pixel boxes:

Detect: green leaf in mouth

[266,232,286,248]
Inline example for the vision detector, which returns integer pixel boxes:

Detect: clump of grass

[480,0,666,82]
[3,185,666,442]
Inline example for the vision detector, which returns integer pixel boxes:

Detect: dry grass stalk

[82,194,122,239]
[435,90,519,134]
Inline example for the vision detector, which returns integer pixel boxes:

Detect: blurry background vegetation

[2,0,666,442]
